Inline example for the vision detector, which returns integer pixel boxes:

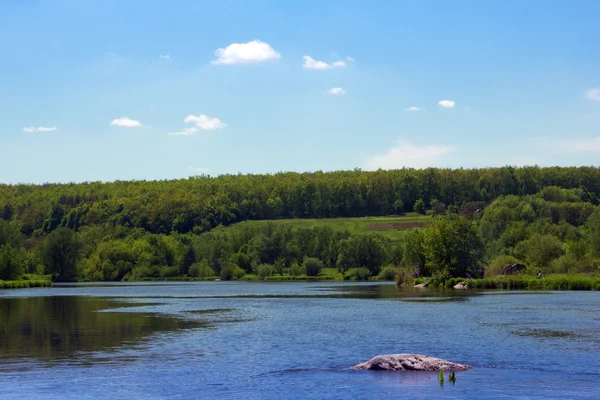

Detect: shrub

[346,267,371,281]
[256,264,274,277]
[377,265,397,281]
[396,267,415,286]
[189,260,217,278]
[220,264,245,280]
[288,262,304,276]
[133,265,159,279]
[302,257,323,277]
[485,254,523,277]
[159,265,180,278]
[0,245,24,281]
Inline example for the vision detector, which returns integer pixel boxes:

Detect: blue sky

[1,0,599,184]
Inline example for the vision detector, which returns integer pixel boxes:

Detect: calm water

[1,283,599,399]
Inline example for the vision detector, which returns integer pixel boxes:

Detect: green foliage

[414,199,426,214]
[468,275,600,290]
[377,265,397,280]
[255,263,275,277]
[514,234,564,270]
[189,260,216,279]
[336,233,388,275]
[220,264,245,280]
[302,257,323,277]
[346,267,371,281]
[402,229,426,274]
[41,228,83,282]
[159,265,180,278]
[2,167,600,284]
[288,262,304,276]
[485,254,523,277]
[422,216,483,279]
[0,245,24,280]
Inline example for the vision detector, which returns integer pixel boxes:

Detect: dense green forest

[1,166,600,284]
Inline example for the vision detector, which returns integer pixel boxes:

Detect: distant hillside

[1,166,599,237]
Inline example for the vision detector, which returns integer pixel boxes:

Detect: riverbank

[0,279,52,289]
[410,274,600,291]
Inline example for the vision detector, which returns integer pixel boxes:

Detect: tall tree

[41,228,83,282]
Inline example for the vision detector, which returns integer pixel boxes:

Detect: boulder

[354,354,471,372]
[414,282,429,288]
[453,281,468,289]
[501,263,526,275]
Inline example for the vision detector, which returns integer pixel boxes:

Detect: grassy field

[214,213,431,241]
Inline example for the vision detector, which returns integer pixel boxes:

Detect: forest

[1,166,600,285]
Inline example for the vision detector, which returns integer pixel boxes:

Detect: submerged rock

[354,354,471,372]
[453,281,468,289]
[414,282,429,288]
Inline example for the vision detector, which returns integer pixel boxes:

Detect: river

[1,282,598,399]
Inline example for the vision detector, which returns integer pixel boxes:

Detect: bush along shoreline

[402,274,600,291]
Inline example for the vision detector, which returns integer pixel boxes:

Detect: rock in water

[354,354,471,372]
[453,281,468,289]
[414,282,429,288]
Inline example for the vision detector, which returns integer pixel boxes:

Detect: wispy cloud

[23,126,57,133]
[346,56,355,62]
[159,54,171,60]
[585,88,600,102]
[302,56,346,70]
[211,40,280,65]
[326,87,346,95]
[364,141,456,170]
[111,117,142,128]
[168,127,199,136]
[437,100,456,108]
[404,106,423,112]
[464,106,472,110]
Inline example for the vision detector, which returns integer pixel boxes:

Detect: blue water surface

[1,282,599,399]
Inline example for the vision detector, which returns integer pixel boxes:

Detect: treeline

[2,166,600,237]
[2,167,600,282]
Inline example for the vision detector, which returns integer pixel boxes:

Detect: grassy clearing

[214,213,431,241]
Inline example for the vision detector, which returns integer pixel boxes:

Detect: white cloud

[346,56,355,62]
[404,106,423,112]
[23,126,57,133]
[585,88,600,102]
[184,114,227,130]
[437,100,456,108]
[168,127,199,136]
[111,117,142,128]
[364,141,456,170]
[211,40,280,65]
[326,87,346,95]
[159,54,171,59]
[464,106,472,110]
[302,56,346,70]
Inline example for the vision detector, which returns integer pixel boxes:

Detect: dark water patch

[0,296,206,364]
[186,308,235,315]
[511,328,583,339]
[402,297,469,303]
